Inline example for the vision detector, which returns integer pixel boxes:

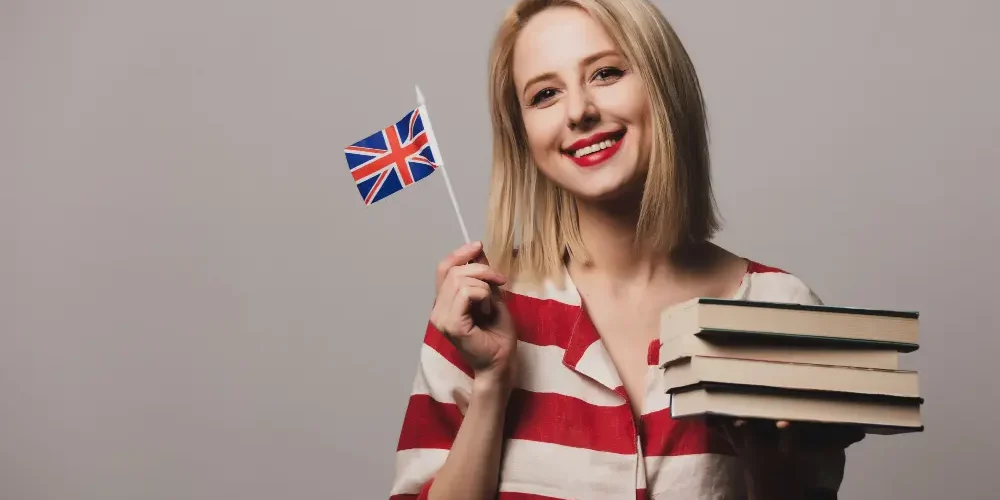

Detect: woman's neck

[569,198,725,293]
[573,199,651,278]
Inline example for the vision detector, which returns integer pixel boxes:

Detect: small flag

[344,106,439,206]
[343,86,470,244]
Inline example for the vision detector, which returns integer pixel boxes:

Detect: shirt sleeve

[388,321,474,500]
[781,275,866,496]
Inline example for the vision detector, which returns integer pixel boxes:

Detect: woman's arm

[391,241,517,500]
[388,323,514,500]
[425,375,511,500]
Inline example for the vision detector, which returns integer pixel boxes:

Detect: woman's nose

[565,87,600,130]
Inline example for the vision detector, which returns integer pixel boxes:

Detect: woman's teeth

[573,139,618,158]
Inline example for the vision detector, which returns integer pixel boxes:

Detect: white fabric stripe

[644,453,744,499]
[643,365,671,415]
[742,272,822,305]
[498,439,637,500]
[390,448,448,496]
[635,436,647,489]
[411,344,472,411]
[414,341,623,408]
[508,278,581,305]
[575,340,623,390]
[508,268,581,305]
[516,341,624,406]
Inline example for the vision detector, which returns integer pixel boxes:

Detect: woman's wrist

[472,368,515,402]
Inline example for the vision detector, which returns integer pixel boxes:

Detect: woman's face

[512,6,651,203]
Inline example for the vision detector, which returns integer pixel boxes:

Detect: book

[660,298,920,352]
[669,383,924,434]
[658,332,900,370]
[662,355,919,398]
[658,297,924,434]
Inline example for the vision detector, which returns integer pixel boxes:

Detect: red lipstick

[562,129,626,168]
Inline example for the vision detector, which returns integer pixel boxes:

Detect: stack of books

[658,298,923,434]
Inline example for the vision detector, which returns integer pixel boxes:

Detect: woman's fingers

[451,279,491,317]
[437,280,490,339]
[452,263,506,286]
[431,276,491,334]
[438,263,506,305]
[436,241,487,290]
[735,418,790,430]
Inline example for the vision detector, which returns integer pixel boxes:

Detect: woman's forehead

[512,7,620,82]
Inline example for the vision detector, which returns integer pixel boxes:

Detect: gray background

[3,0,998,498]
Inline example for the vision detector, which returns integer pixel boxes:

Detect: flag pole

[416,85,471,244]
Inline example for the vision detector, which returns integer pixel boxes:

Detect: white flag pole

[416,85,471,244]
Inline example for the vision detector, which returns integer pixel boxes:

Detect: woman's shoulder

[697,243,822,306]
[498,246,580,304]
[740,259,824,306]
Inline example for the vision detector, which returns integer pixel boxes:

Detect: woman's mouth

[562,129,626,168]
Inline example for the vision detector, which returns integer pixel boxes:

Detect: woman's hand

[430,241,518,389]
[713,418,865,500]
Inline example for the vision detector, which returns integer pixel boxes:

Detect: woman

[389,1,862,499]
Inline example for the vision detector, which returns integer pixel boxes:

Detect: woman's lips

[563,130,626,168]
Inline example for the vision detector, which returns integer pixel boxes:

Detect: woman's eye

[593,67,625,82]
[530,88,557,106]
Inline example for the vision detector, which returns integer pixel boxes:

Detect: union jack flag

[344,107,439,205]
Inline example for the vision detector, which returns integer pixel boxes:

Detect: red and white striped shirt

[389,261,849,499]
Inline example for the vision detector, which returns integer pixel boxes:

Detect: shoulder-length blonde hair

[485,0,720,284]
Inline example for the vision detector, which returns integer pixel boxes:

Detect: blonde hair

[485,0,720,284]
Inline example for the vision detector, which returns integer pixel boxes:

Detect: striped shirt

[389,261,850,499]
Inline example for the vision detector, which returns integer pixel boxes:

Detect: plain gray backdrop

[3,0,998,498]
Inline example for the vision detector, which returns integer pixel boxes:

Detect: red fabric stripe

[561,306,600,370]
[647,339,661,366]
[505,293,579,349]
[393,489,649,499]
[504,389,636,455]
[392,487,566,500]
[640,407,734,457]
[498,493,567,499]
[613,385,628,400]
[746,260,787,274]
[422,321,474,378]
[396,394,463,451]
[389,480,433,500]
[395,490,641,500]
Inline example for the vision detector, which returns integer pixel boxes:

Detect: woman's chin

[568,178,644,205]
[539,158,646,203]
[569,169,645,202]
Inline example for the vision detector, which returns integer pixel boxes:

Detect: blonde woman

[390,1,862,499]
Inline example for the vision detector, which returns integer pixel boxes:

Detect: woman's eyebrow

[520,49,622,98]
